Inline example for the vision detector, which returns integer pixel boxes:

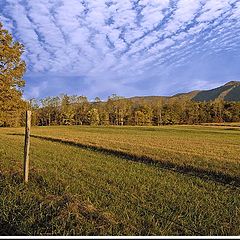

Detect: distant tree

[223,102,240,122]
[73,95,90,125]
[161,101,181,125]
[94,97,101,103]
[0,22,26,126]
[87,108,100,125]
[60,94,75,125]
[99,110,110,125]
[183,101,200,124]
[106,95,128,125]
[211,99,224,123]
[29,98,40,126]
[134,110,145,126]
[153,100,163,126]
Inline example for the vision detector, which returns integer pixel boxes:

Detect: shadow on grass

[8,133,240,188]
[225,128,240,131]
[0,219,26,236]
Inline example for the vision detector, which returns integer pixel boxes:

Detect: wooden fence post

[24,110,31,183]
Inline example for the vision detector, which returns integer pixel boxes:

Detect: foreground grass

[0,125,240,235]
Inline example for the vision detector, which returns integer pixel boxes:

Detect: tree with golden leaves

[0,22,26,126]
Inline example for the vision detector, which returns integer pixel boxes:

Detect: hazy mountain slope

[224,85,240,101]
[170,90,200,101]
[127,81,240,103]
[127,96,167,103]
[192,85,233,102]
[192,81,240,102]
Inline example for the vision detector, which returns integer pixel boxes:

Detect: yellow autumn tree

[0,22,26,126]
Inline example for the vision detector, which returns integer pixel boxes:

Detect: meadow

[0,124,240,235]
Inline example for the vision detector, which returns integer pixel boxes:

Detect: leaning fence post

[24,110,31,183]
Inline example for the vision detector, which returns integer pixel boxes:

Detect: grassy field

[0,125,240,236]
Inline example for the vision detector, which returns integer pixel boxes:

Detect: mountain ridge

[127,81,240,102]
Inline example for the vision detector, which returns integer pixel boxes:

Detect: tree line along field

[1,124,240,235]
[3,93,240,128]
[25,95,240,127]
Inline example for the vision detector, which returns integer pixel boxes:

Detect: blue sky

[1,0,240,100]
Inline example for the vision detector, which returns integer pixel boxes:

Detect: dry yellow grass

[6,124,239,181]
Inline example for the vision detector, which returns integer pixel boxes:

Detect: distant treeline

[24,94,240,127]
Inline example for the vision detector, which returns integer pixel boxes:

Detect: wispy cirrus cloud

[0,0,240,99]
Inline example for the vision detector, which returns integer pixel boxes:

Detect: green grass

[0,125,240,236]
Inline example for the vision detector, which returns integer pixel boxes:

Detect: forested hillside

[192,81,240,102]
